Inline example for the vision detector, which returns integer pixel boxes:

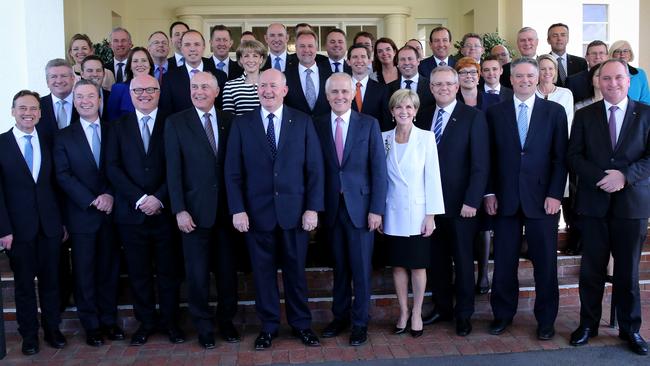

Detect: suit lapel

[385,130,406,183]
[525,97,545,148]
[276,109,293,155]
[316,116,339,167]
[341,112,360,166]
[187,110,217,157]
[127,113,147,157]
[615,99,639,152]
[72,122,99,170]
[441,105,463,148]
[503,101,522,149]
[5,132,35,183]
[148,112,166,155]
[250,108,274,160]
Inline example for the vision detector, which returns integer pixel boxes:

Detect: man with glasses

[460,33,484,62]
[147,31,171,83]
[567,40,608,103]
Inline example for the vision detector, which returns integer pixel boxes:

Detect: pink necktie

[335,117,344,165]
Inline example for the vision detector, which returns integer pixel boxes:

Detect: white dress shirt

[604,97,628,144]
[329,58,345,73]
[185,61,205,79]
[513,94,536,128]
[298,63,320,100]
[330,110,351,146]
[401,74,420,91]
[51,93,74,127]
[269,51,288,72]
[261,106,283,145]
[174,53,184,67]
[434,56,451,66]
[12,127,41,181]
[483,83,502,94]
[433,99,457,135]
[212,55,230,76]
[352,75,369,102]
[79,117,102,155]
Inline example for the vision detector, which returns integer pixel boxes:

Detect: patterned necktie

[333,62,341,73]
[273,57,282,71]
[439,61,446,67]
[557,57,567,84]
[203,113,217,156]
[334,117,344,165]
[608,105,618,149]
[23,135,33,175]
[141,116,151,153]
[190,68,199,78]
[355,81,363,112]
[116,62,125,83]
[156,66,164,83]
[517,103,529,148]
[433,109,444,144]
[304,68,317,110]
[266,113,277,158]
[57,100,68,129]
[404,79,413,90]
[217,61,226,71]
[90,123,101,167]
[179,56,185,66]
[488,89,498,94]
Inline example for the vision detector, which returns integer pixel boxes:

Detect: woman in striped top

[222,40,267,115]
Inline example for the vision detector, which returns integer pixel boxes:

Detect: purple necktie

[334,117,344,165]
[608,105,618,149]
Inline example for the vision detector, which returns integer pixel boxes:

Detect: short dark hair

[348,43,371,59]
[398,45,419,57]
[125,47,155,82]
[429,26,452,43]
[327,28,346,38]
[547,22,569,35]
[462,33,482,46]
[210,24,232,39]
[181,29,206,44]
[295,22,312,30]
[12,90,40,108]
[586,40,608,55]
[148,31,168,42]
[241,31,255,38]
[80,55,104,72]
[74,78,101,94]
[169,21,189,37]
[510,57,538,74]
[353,31,375,44]
[481,55,501,66]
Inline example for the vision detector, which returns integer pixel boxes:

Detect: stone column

[384,14,407,47]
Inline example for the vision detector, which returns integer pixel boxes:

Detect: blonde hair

[389,89,420,111]
[609,40,634,62]
[536,54,559,84]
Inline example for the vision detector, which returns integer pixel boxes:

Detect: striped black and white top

[222,74,260,115]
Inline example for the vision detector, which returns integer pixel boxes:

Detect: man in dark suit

[566,40,608,104]
[388,45,435,108]
[262,23,293,72]
[225,69,324,350]
[147,31,171,82]
[491,44,511,66]
[567,59,650,355]
[484,57,568,340]
[164,72,239,349]
[416,66,490,336]
[480,56,514,102]
[80,56,111,118]
[0,90,66,355]
[160,30,228,113]
[284,30,332,117]
[37,59,78,139]
[105,75,184,346]
[167,21,189,70]
[314,73,387,346]
[206,25,244,81]
[347,44,391,131]
[419,27,456,79]
[547,23,588,88]
[107,27,133,84]
[324,29,352,74]
[53,79,124,347]
[500,27,540,88]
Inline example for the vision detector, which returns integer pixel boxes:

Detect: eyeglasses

[463,45,482,50]
[130,87,160,95]
[430,81,458,88]
[612,49,631,55]
[458,70,478,76]
[150,40,169,47]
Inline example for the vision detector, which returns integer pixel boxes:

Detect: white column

[384,14,407,47]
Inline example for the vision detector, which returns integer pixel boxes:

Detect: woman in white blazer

[381,89,445,337]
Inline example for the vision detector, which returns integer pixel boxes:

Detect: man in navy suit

[105,75,184,346]
[419,27,456,79]
[167,21,189,70]
[0,90,66,355]
[416,66,490,336]
[80,56,111,118]
[284,30,332,117]
[567,59,650,355]
[164,72,239,349]
[314,73,387,346]
[546,23,587,88]
[53,79,124,347]
[160,30,227,113]
[347,44,391,131]
[484,58,568,340]
[388,45,435,109]
[324,29,352,75]
[500,27,540,88]
[480,56,514,102]
[37,59,78,139]
[108,27,133,84]
[225,69,324,350]
[206,25,244,81]
[262,23,292,72]
[566,40,608,104]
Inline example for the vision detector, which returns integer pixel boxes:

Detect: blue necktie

[90,123,101,167]
[433,109,444,144]
[266,113,277,158]
[273,57,281,71]
[404,79,413,90]
[517,103,529,148]
[217,61,226,71]
[333,62,340,73]
[23,135,33,175]
[304,69,317,110]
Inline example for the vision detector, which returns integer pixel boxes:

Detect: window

[582,4,608,54]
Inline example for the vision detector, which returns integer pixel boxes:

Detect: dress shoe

[219,322,241,343]
[103,324,126,341]
[130,326,155,346]
[321,318,351,338]
[456,318,472,337]
[410,328,424,338]
[422,311,452,326]
[21,337,39,356]
[198,333,216,349]
[86,329,105,347]
[44,328,67,349]
[254,331,277,350]
[393,319,410,335]
[488,318,512,335]
[619,332,648,355]
[349,326,367,346]
[569,326,598,346]
[292,328,320,347]
[537,325,555,341]
[167,327,186,344]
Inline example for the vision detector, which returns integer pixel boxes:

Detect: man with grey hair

[501,27,540,87]
[37,59,78,139]
[108,27,133,83]
[313,72,387,346]
[484,57,568,340]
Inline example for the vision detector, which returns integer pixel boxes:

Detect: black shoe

[219,322,241,343]
[322,319,351,338]
[349,326,367,346]
[456,318,472,337]
[254,331,277,350]
[167,327,186,344]
[86,329,105,347]
[21,337,39,356]
[291,328,320,347]
[103,324,126,341]
[569,326,598,346]
[620,332,648,355]
[422,311,452,326]
[537,325,555,341]
[130,326,155,346]
[198,332,216,349]
[393,319,410,335]
[44,328,67,349]
[410,328,424,338]
[488,318,512,335]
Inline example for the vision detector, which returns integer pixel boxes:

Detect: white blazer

[382,126,445,237]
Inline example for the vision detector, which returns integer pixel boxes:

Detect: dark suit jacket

[567,99,650,219]
[164,108,233,228]
[416,103,489,216]
[205,57,244,81]
[224,106,325,231]
[313,111,387,228]
[166,55,183,71]
[37,94,79,140]
[555,53,588,88]
[284,63,332,116]
[566,70,591,103]
[500,62,513,88]
[0,130,63,240]
[53,119,113,234]
[387,75,435,109]
[106,109,171,225]
[261,52,298,71]
[418,55,456,79]
[352,78,391,131]
[159,59,228,113]
[486,96,568,218]
[498,86,514,102]
[457,90,502,113]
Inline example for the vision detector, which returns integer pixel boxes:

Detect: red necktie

[355,82,363,112]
